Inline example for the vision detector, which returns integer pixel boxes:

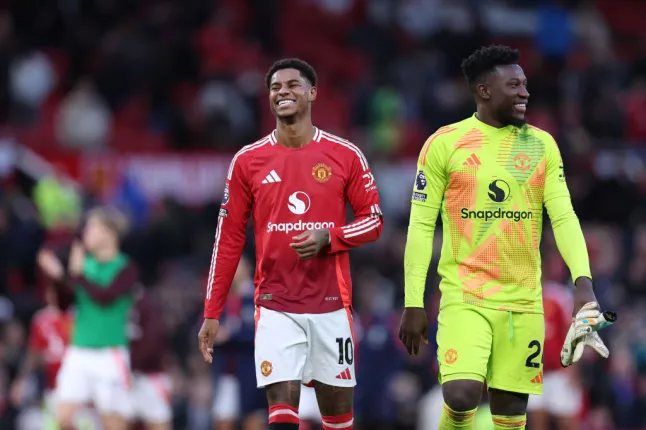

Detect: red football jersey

[28,306,73,389]
[542,282,572,372]
[205,128,383,318]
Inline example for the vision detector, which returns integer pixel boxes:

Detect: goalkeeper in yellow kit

[398,45,616,430]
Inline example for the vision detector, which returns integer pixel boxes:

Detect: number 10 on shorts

[336,337,354,365]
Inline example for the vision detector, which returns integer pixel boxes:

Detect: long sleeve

[328,151,383,252]
[70,262,138,305]
[404,132,448,308]
[543,137,591,282]
[204,155,252,320]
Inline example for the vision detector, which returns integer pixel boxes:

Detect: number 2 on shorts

[336,337,354,365]
[525,339,542,368]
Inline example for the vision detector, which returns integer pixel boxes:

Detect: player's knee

[489,388,529,416]
[442,380,483,412]
[265,381,301,408]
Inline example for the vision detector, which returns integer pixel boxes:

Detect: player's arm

[404,135,448,308]
[542,138,591,287]
[327,151,383,252]
[543,137,615,365]
[400,133,448,355]
[203,157,252,320]
[68,262,139,305]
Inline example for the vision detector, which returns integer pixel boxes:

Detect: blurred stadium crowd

[0,0,645,429]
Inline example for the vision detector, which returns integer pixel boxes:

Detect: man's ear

[477,83,491,101]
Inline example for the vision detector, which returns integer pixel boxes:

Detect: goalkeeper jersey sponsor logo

[487,179,511,203]
[460,207,532,222]
[460,179,532,222]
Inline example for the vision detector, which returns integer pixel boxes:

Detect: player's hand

[198,318,220,363]
[289,229,330,260]
[560,301,616,367]
[68,241,85,276]
[37,249,64,281]
[398,307,429,356]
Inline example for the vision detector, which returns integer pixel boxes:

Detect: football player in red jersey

[527,281,583,429]
[199,58,383,430]
[10,284,73,427]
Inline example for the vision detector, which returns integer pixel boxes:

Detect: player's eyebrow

[271,79,302,87]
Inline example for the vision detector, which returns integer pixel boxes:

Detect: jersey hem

[439,299,544,315]
[257,302,346,315]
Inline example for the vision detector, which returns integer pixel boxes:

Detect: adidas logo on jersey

[463,153,481,166]
[262,170,282,183]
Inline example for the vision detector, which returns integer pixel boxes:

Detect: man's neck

[475,106,504,128]
[275,119,315,149]
[93,246,119,262]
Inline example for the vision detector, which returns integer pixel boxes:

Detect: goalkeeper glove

[560,301,616,367]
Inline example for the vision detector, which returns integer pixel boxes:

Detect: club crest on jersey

[513,153,531,171]
[260,360,273,377]
[312,163,332,183]
[415,170,427,191]
[222,183,230,205]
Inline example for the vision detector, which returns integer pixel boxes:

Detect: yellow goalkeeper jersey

[404,114,591,314]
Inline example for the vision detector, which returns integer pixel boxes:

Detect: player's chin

[508,112,527,128]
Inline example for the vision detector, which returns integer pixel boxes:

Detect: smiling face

[478,64,530,127]
[268,68,317,121]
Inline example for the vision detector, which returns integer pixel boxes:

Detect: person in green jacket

[39,207,138,430]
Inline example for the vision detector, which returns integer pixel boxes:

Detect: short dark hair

[265,58,317,89]
[461,45,520,88]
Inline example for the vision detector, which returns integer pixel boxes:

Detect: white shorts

[56,346,131,417]
[527,370,582,416]
[129,372,172,423]
[255,307,356,388]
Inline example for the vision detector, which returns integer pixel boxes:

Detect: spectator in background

[128,285,173,430]
[354,267,403,430]
[55,79,111,150]
[8,49,55,125]
[211,256,267,430]
[32,171,81,231]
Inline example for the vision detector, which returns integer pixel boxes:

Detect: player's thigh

[91,348,132,418]
[56,347,93,410]
[136,373,173,424]
[312,380,353,416]
[305,308,356,388]
[436,304,493,385]
[487,311,544,397]
[255,306,308,388]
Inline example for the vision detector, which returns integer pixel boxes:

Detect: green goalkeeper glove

[560,301,616,367]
